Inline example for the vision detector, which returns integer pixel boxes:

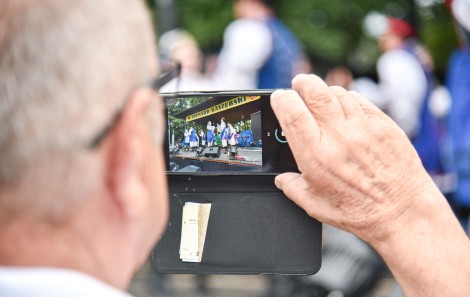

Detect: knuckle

[283,107,308,131]
[310,90,333,106]
[282,175,304,197]
[329,86,346,94]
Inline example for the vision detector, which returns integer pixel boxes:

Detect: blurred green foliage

[147,0,458,78]
[168,96,208,144]
[177,0,233,51]
[419,3,458,80]
[275,0,390,74]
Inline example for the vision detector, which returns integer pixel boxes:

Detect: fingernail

[274,176,283,190]
[271,90,281,101]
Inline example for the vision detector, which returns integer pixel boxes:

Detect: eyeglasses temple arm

[151,63,182,91]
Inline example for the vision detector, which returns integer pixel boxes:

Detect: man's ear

[103,87,154,220]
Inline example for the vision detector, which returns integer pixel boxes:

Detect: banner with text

[185,96,261,123]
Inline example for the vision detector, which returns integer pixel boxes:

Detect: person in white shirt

[0,1,468,297]
[213,0,302,90]
[377,17,443,173]
[376,17,431,138]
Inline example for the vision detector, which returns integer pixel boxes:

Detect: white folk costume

[189,128,199,147]
[183,129,190,147]
[228,124,236,146]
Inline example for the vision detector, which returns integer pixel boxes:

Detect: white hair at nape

[0,0,157,222]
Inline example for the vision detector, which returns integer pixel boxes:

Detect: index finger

[271,89,321,171]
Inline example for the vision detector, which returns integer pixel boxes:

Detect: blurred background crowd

[130,0,470,296]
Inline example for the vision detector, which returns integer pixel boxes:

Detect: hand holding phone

[153,90,322,275]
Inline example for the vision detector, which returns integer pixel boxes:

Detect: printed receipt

[179,202,212,262]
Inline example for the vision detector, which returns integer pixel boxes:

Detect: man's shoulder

[0,267,132,297]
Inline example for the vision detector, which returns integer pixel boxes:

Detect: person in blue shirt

[447,0,470,232]
[214,0,304,90]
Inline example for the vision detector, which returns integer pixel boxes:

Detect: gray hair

[0,0,157,222]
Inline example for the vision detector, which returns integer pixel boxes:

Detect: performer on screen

[218,117,226,141]
[227,123,237,156]
[199,130,206,147]
[183,129,190,148]
[206,121,215,147]
[228,123,237,147]
[216,131,222,147]
[189,127,199,149]
[221,126,229,152]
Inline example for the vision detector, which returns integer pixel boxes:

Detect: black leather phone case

[152,174,322,275]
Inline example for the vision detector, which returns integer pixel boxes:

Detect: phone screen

[163,91,298,174]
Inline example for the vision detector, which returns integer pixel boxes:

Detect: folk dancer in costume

[199,130,206,147]
[206,121,216,146]
[213,0,303,90]
[218,117,226,142]
[228,123,237,145]
[221,126,229,153]
[183,129,190,148]
[189,127,199,150]
[227,123,237,156]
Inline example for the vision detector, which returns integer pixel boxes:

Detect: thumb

[275,172,331,224]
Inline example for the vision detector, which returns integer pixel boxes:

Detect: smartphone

[163,90,298,175]
[154,90,321,275]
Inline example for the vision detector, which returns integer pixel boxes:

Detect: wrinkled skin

[271,74,435,245]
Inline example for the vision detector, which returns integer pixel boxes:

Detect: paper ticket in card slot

[179,202,211,262]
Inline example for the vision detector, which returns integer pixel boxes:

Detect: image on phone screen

[164,91,297,174]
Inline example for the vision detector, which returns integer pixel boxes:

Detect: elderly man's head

[0,0,168,288]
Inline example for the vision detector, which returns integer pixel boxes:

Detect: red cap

[445,0,453,10]
[387,17,415,38]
